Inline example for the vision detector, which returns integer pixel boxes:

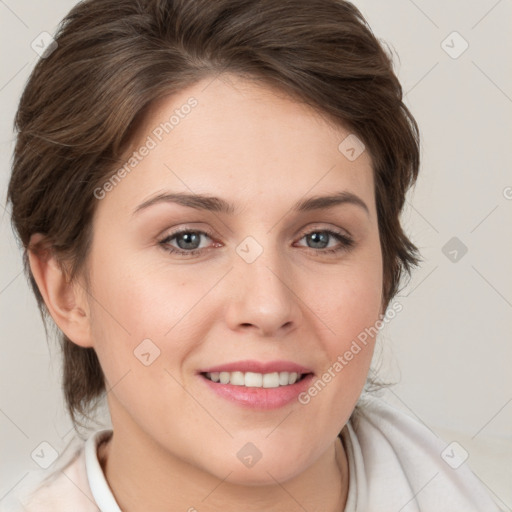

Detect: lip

[197,359,314,374]
[199,372,315,410]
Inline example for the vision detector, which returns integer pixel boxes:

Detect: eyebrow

[132,190,370,217]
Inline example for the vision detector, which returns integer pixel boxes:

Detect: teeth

[262,373,279,388]
[230,371,244,386]
[245,372,263,387]
[205,371,303,387]
[279,372,290,386]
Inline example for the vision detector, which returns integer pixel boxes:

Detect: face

[85,73,383,485]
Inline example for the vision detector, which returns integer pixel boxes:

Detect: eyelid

[161,226,215,239]
[295,222,352,240]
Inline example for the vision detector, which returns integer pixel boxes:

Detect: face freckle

[86,73,383,487]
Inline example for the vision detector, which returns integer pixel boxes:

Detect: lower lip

[199,373,315,410]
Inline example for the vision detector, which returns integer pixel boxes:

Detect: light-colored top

[2,395,503,511]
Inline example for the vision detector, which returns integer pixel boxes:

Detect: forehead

[99,73,375,218]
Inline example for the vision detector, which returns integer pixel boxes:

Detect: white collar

[84,429,122,512]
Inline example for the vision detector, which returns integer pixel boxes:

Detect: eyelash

[158,227,355,257]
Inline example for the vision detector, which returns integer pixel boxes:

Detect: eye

[158,227,355,258]
[295,229,354,255]
[159,229,218,256]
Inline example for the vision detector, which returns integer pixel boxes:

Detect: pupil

[308,232,328,249]
[177,232,200,250]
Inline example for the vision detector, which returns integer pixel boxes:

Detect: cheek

[296,273,382,428]
[85,252,221,386]
[315,252,383,345]
[88,247,197,338]
[85,254,167,383]
[307,248,383,391]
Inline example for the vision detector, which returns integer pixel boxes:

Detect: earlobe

[27,233,93,348]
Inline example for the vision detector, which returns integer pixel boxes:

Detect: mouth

[197,361,316,409]
[201,370,312,388]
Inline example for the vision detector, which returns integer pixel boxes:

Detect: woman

[5,0,502,510]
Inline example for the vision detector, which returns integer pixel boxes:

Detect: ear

[28,233,93,348]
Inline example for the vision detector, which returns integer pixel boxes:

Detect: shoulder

[2,431,109,512]
[344,394,503,511]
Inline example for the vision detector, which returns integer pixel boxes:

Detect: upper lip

[198,360,314,375]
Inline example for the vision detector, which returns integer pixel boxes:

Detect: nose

[223,241,303,337]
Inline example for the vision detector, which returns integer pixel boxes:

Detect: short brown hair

[7,0,421,427]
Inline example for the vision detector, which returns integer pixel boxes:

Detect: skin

[29,73,383,511]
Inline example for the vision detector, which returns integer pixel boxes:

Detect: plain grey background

[1,0,511,508]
